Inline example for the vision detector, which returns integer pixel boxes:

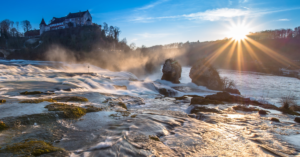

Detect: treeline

[0,19,33,48]
[140,26,300,74]
[247,26,300,40]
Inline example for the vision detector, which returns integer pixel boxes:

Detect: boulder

[224,88,241,95]
[189,59,223,90]
[158,88,177,97]
[233,105,259,112]
[295,117,300,123]
[161,59,182,83]
[270,118,280,122]
[205,92,250,104]
[258,110,268,115]
[190,97,223,105]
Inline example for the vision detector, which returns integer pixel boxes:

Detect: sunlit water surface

[0,60,299,156]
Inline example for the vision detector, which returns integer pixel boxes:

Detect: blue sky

[1,0,300,47]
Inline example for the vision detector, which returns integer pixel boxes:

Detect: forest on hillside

[1,17,300,75]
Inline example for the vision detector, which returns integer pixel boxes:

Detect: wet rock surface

[295,117,300,123]
[161,59,182,83]
[189,59,223,90]
[224,88,241,95]
[1,60,300,157]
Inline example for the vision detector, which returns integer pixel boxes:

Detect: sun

[228,24,250,41]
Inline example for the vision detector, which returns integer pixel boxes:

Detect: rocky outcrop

[224,88,241,95]
[189,59,223,90]
[190,96,223,105]
[158,88,178,97]
[161,59,182,83]
[270,118,280,122]
[295,117,300,123]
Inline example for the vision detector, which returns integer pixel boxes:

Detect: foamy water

[0,59,299,156]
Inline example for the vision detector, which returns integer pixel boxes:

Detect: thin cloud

[183,8,250,21]
[131,7,300,22]
[239,0,248,3]
[136,33,170,38]
[277,18,290,21]
[135,0,169,11]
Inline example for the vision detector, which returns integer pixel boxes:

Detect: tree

[109,26,114,37]
[10,21,14,28]
[21,20,32,32]
[10,28,17,37]
[103,22,108,36]
[113,27,121,41]
[16,21,19,32]
[129,43,136,50]
[0,19,12,38]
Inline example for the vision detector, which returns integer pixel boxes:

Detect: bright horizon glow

[228,24,250,41]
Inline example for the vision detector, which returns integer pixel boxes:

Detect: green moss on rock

[0,121,9,131]
[45,103,87,118]
[131,114,137,118]
[5,140,62,156]
[20,98,57,104]
[20,91,43,95]
[64,107,86,118]
[149,135,160,141]
[118,102,127,110]
[53,96,88,102]
[85,105,103,112]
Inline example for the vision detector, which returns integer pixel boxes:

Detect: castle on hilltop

[39,10,92,35]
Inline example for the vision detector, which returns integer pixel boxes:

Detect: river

[0,59,299,156]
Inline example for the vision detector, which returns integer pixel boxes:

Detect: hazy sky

[1,0,300,47]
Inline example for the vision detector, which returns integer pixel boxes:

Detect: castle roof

[66,11,88,18]
[49,17,66,25]
[25,30,40,37]
[40,18,46,25]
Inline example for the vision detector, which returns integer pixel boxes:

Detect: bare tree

[10,28,17,37]
[109,26,114,37]
[0,19,12,38]
[113,27,121,41]
[10,21,14,28]
[221,77,236,90]
[21,20,32,32]
[129,43,136,50]
[280,93,297,110]
[103,22,108,36]
[16,21,19,31]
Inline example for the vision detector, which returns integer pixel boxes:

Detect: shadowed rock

[258,110,268,115]
[189,58,223,90]
[161,59,182,83]
[190,97,223,105]
[224,88,241,95]
[295,117,300,123]
[270,118,280,122]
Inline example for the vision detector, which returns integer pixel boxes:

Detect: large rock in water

[189,59,223,90]
[161,59,182,83]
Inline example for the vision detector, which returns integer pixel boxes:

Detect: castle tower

[40,18,46,35]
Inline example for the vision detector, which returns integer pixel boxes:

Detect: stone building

[40,10,92,35]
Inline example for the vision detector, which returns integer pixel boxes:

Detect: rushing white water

[0,59,300,156]
[147,66,300,107]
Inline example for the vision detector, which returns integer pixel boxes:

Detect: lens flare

[228,24,250,40]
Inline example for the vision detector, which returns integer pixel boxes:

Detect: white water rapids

[0,59,299,157]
